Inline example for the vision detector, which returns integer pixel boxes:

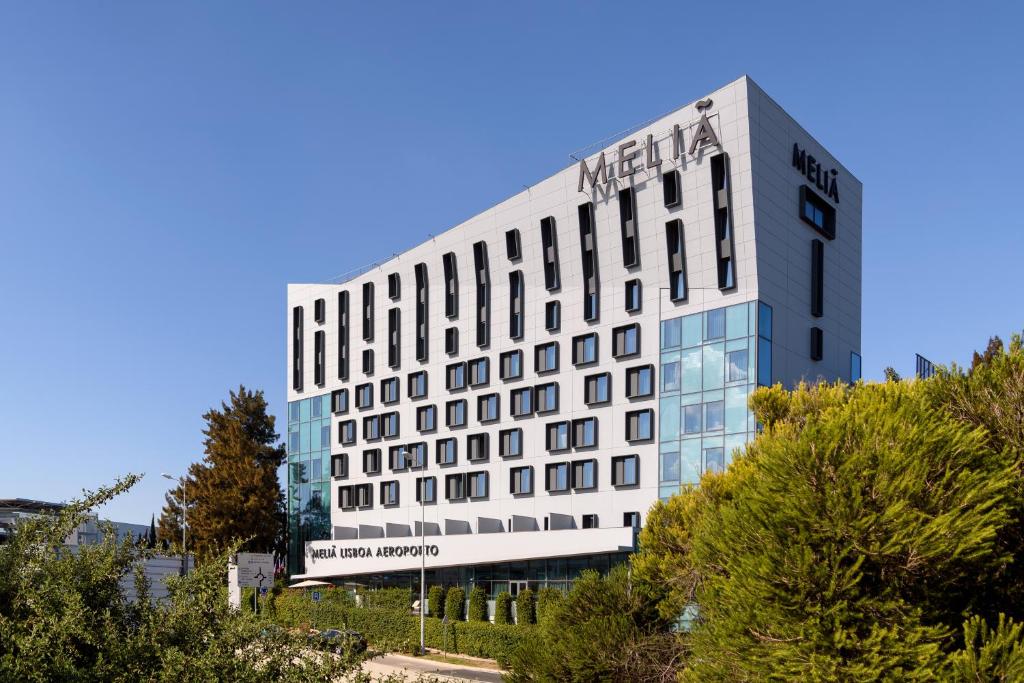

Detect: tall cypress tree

[158,386,285,561]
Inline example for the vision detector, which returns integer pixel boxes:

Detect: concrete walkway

[357,653,505,682]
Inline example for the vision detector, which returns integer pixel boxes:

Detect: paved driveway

[357,653,505,682]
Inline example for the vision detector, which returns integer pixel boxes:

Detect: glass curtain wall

[658,301,772,500]
[287,393,333,574]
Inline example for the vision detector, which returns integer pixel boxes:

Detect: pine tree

[158,386,285,561]
[148,514,157,549]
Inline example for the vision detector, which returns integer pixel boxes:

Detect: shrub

[428,585,446,619]
[359,586,412,612]
[535,587,563,625]
[515,588,536,625]
[445,587,466,621]
[468,585,489,622]
[494,591,513,625]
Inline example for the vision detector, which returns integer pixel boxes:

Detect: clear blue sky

[2,2,1021,524]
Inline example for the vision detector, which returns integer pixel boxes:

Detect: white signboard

[298,526,635,580]
[230,552,275,588]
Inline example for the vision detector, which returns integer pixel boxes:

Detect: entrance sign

[312,591,321,603]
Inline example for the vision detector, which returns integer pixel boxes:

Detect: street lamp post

[161,473,187,576]
[405,448,426,656]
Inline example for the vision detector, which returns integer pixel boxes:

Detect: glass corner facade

[658,300,771,500]
[286,393,333,574]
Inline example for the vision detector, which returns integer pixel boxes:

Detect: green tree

[507,566,682,682]
[494,591,513,625]
[468,585,488,622]
[159,386,286,561]
[445,587,465,621]
[634,379,1019,680]
[515,588,536,625]
[535,587,562,625]
[428,585,446,619]
[0,475,356,682]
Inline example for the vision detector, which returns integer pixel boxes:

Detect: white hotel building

[286,76,862,596]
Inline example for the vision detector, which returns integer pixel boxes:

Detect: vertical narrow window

[617,189,639,268]
[710,153,736,290]
[387,273,400,300]
[851,352,862,383]
[473,241,490,348]
[387,308,400,369]
[545,300,560,332]
[665,219,687,302]
[445,327,458,355]
[578,202,599,321]
[663,169,681,208]
[505,228,522,261]
[442,252,459,319]
[811,326,823,361]
[540,216,560,291]
[314,298,325,324]
[337,291,349,381]
[362,282,375,341]
[362,349,374,375]
[292,306,303,391]
[811,239,824,318]
[624,279,642,313]
[414,263,428,361]
[314,330,325,386]
[509,270,524,340]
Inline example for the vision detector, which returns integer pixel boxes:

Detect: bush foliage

[494,591,513,625]
[0,475,356,682]
[515,588,536,625]
[444,587,465,622]
[468,585,489,622]
[428,585,445,619]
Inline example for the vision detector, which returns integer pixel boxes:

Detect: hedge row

[267,590,530,665]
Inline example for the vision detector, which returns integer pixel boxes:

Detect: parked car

[313,628,367,655]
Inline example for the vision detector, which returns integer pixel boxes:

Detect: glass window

[662,358,681,393]
[680,439,701,484]
[702,343,724,391]
[757,301,773,341]
[682,314,702,348]
[660,396,679,441]
[311,397,322,418]
[661,318,681,349]
[704,447,725,474]
[726,349,748,382]
[299,399,311,423]
[704,401,724,431]
[725,386,749,434]
[289,402,301,423]
[683,403,702,434]
[757,337,772,386]
[660,444,680,482]
[705,308,725,340]
[851,352,862,383]
[726,304,748,339]
[682,348,702,394]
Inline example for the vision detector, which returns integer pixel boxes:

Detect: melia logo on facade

[309,544,440,561]
[792,143,840,203]
[577,98,721,192]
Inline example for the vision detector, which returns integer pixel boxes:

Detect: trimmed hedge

[428,585,446,619]
[516,588,536,625]
[494,592,513,625]
[468,586,488,622]
[445,587,465,621]
[267,590,530,666]
[267,586,354,630]
[358,586,411,612]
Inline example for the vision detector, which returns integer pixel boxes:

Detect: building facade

[286,76,862,596]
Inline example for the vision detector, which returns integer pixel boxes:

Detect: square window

[704,447,725,474]
[726,349,748,382]
[705,309,726,341]
[612,455,638,487]
[446,400,467,428]
[626,409,653,442]
[500,428,522,457]
[546,422,569,451]
[510,466,532,495]
[478,394,499,423]
[704,401,724,431]
[626,365,654,399]
[511,387,534,417]
[446,362,466,390]
[683,404,702,434]
[500,350,523,380]
[535,342,559,373]
[436,438,457,465]
[408,371,428,398]
[584,373,610,405]
[572,333,599,366]
[536,383,559,413]
[613,324,640,358]
[545,463,569,492]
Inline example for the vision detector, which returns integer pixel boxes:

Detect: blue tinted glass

[312,396,322,418]
[288,426,300,454]
[851,352,862,382]
[758,302,773,341]
[511,354,521,375]
[661,447,680,482]
[299,423,310,453]
[639,412,652,439]
[660,397,680,440]
[683,404,702,434]
[757,337,772,386]
[661,318,681,349]
[704,401,724,431]
[299,399,311,423]
[639,368,652,395]
[705,309,725,340]
[626,328,638,354]
[682,314,702,348]
[310,423,322,450]
[321,457,332,481]
[662,361,680,392]
[704,447,725,473]
[597,376,608,401]
[680,440,701,484]
[557,466,567,490]
[726,304,748,339]
[725,386,749,434]
[289,402,301,423]
[727,349,749,382]
[682,348,702,393]
[703,343,725,391]
[624,457,637,485]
